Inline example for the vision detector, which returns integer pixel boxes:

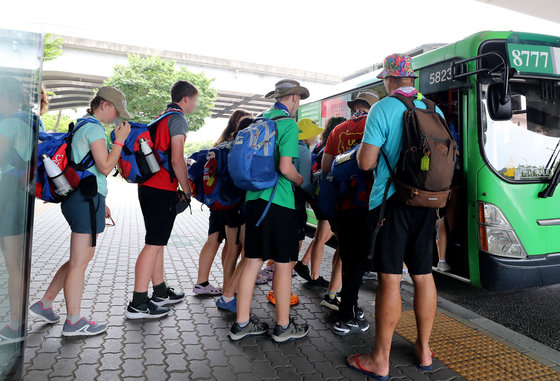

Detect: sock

[439,260,447,263]
[198,281,209,287]
[328,291,336,299]
[153,281,168,297]
[280,323,289,330]
[40,298,53,309]
[67,314,82,324]
[222,296,234,302]
[132,291,149,307]
[402,268,409,274]
[238,320,249,328]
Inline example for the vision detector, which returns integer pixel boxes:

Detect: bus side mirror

[487,82,512,121]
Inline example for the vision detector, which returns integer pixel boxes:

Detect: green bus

[299,31,560,291]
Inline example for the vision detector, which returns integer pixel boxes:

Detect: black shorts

[368,195,436,275]
[208,208,245,242]
[138,185,177,246]
[294,188,308,241]
[244,199,299,263]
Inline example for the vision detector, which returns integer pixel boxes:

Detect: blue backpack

[228,115,289,225]
[110,110,183,183]
[187,149,209,204]
[36,118,103,246]
[203,142,243,210]
[330,144,373,210]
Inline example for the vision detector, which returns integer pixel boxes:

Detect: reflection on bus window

[481,80,560,181]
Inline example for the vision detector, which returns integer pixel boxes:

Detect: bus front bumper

[479,250,560,290]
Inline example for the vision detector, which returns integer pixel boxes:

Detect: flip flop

[345,354,389,380]
[417,348,434,371]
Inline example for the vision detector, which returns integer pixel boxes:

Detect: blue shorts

[61,191,106,235]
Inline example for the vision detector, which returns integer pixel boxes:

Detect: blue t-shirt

[362,93,444,210]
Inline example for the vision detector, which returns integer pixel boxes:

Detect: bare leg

[273,262,293,326]
[412,273,437,366]
[134,244,162,293]
[236,258,263,323]
[223,225,246,298]
[310,220,332,280]
[196,232,222,284]
[222,226,241,291]
[64,233,96,316]
[300,239,313,266]
[327,249,342,294]
[1,235,25,322]
[151,246,165,286]
[347,273,402,377]
[436,217,447,262]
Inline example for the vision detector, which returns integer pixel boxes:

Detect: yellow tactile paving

[393,310,560,380]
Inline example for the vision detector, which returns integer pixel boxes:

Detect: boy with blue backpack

[227,79,309,343]
[125,81,197,320]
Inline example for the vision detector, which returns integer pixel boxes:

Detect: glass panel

[481,79,560,181]
[0,28,43,379]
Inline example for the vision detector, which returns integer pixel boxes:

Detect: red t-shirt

[324,115,367,156]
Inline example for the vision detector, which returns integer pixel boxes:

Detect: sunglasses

[105,216,116,227]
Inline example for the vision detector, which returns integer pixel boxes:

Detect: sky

[1,0,559,141]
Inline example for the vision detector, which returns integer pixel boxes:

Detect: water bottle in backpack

[138,138,161,174]
[41,154,73,196]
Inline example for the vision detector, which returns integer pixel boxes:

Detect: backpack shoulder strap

[420,97,436,112]
[390,93,416,110]
[271,115,291,121]
[147,110,184,128]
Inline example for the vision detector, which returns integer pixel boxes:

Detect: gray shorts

[61,190,106,235]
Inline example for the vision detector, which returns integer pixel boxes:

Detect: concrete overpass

[476,0,560,23]
[43,35,341,119]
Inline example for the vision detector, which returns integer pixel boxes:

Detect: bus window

[481,79,560,182]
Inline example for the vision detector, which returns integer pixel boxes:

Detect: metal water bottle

[42,154,73,196]
[139,138,160,174]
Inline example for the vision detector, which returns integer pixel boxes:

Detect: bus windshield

[481,78,560,182]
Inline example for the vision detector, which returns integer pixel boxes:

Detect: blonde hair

[40,83,49,115]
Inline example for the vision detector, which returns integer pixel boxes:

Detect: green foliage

[103,55,217,131]
[43,33,63,62]
[184,140,214,156]
[41,113,72,132]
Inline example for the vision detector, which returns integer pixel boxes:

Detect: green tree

[104,54,217,131]
[184,140,214,156]
[41,113,73,132]
[43,33,63,62]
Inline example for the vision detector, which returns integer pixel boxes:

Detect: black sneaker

[294,261,311,282]
[151,287,185,307]
[305,276,330,290]
[228,318,269,341]
[125,299,170,320]
[354,305,365,320]
[272,319,309,343]
[333,318,370,336]
[320,294,340,311]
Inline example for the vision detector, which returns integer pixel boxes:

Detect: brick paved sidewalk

[22,178,465,380]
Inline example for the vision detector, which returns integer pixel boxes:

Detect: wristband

[113,141,124,148]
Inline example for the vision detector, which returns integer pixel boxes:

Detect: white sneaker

[437,261,451,272]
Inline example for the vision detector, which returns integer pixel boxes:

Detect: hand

[105,205,111,218]
[114,121,131,142]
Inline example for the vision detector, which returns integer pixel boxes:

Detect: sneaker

[354,305,365,320]
[320,294,340,311]
[193,283,222,296]
[216,296,237,313]
[125,300,170,320]
[151,287,185,307]
[0,324,25,345]
[304,276,330,290]
[272,319,309,343]
[294,261,311,281]
[29,301,60,323]
[437,261,451,272]
[362,271,377,281]
[333,318,370,336]
[266,291,299,306]
[401,272,413,284]
[62,317,107,337]
[228,318,269,341]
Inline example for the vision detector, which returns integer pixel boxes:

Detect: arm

[279,156,303,186]
[90,121,131,176]
[357,142,381,171]
[298,149,314,194]
[170,135,191,195]
[321,153,335,174]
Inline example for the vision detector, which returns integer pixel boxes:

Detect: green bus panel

[298,102,322,126]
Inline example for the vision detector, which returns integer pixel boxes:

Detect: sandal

[255,273,269,285]
[346,354,389,380]
[193,283,222,296]
[417,348,434,371]
[266,291,299,306]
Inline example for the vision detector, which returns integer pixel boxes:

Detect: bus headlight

[478,202,527,258]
